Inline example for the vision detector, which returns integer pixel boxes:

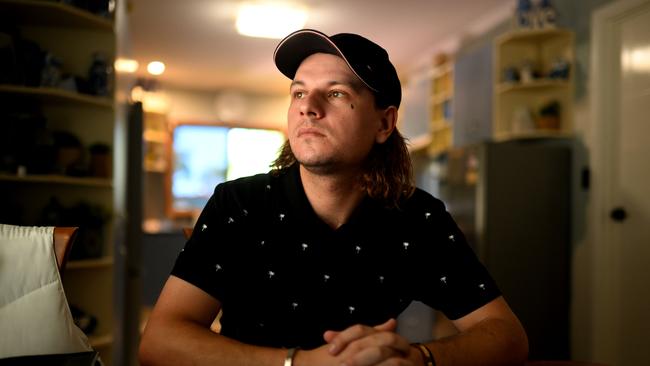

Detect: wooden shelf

[407,135,432,153]
[88,333,113,348]
[144,160,167,173]
[431,91,453,104]
[430,121,451,133]
[496,79,571,93]
[494,130,574,141]
[0,173,112,187]
[496,28,574,44]
[432,63,453,77]
[143,130,168,143]
[0,0,114,30]
[67,257,114,270]
[0,85,114,108]
[427,145,449,159]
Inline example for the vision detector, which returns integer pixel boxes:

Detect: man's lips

[297,127,325,138]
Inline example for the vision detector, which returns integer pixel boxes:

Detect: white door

[591,0,650,364]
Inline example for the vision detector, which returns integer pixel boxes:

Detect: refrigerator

[430,139,572,360]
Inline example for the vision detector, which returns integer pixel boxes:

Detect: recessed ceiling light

[114,58,139,73]
[147,61,166,76]
[236,3,308,39]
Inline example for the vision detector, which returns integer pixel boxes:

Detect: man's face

[287,53,394,175]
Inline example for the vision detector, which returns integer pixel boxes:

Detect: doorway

[590,0,650,364]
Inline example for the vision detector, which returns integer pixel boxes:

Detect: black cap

[273,29,402,108]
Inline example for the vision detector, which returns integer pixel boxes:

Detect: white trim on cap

[274,29,378,92]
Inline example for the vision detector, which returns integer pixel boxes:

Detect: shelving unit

[0,1,116,364]
[0,84,113,107]
[0,0,113,29]
[428,61,454,157]
[0,173,113,187]
[143,111,170,173]
[493,28,575,140]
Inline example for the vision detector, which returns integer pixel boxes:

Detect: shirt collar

[279,164,381,231]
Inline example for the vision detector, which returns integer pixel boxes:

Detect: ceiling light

[147,61,166,76]
[114,58,139,73]
[236,3,308,39]
[130,85,144,102]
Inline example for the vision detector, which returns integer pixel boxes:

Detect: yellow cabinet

[428,59,454,156]
[493,28,574,140]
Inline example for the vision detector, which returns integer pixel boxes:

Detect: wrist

[409,343,426,366]
[284,347,299,366]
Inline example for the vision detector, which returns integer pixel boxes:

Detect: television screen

[171,124,284,213]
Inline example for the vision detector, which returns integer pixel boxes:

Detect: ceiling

[127,0,515,96]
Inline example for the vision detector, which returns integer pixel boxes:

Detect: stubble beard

[290,136,339,175]
[295,155,339,175]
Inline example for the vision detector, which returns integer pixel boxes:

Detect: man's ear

[375,106,398,144]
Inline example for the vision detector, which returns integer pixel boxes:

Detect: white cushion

[0,224,93,358]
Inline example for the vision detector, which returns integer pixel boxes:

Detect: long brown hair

[271,128,415,208]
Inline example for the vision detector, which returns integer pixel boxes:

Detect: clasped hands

[296,318,422,366]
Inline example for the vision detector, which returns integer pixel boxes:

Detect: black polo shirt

[171,164,500,349]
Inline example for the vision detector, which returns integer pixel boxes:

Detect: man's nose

[299,92,324,118]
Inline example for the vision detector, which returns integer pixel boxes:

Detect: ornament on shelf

[537,100,561,130]
[511,106,536,133]
[548,58,571,80]
[513,0,558,29]
[514,0,534,28]
[537,0,558,28]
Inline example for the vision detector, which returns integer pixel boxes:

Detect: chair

[0,224,96,362]
[53,227,78,273]
[182,227,193,240]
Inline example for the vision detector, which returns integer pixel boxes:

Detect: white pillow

[0,224,93,358]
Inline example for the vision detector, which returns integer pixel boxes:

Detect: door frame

[589,0,650,362]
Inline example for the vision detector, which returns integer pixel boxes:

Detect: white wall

[144,88,290,132]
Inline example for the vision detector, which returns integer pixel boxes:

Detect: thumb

[323,330,340,343]
[374,318,397,332]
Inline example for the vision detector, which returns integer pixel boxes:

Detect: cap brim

[274,29,343,79]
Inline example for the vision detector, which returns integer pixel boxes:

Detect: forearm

[426,317,528,366]
[139,318,285,366]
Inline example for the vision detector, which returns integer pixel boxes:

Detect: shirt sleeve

[411,196,501,320]
[170,183,236,302]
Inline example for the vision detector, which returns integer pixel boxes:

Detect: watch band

[284,347,298,366]
[412,342,436,366]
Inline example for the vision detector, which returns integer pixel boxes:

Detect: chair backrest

[182,227,193,240]
[0,224,93,359]
[53,227,78,272]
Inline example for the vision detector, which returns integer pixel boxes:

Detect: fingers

[339,345,406,366]
[324,319,395,345]
[323,329,340,343]
[374,318,398,332]
[327,319,410,359]
[342,330,411,357]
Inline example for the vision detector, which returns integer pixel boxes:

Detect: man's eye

[329,91,344,98]
[293,91,304,99]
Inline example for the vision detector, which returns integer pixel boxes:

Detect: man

[140,29,528,366]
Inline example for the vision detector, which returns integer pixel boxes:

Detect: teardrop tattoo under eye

[350,104,354,109]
